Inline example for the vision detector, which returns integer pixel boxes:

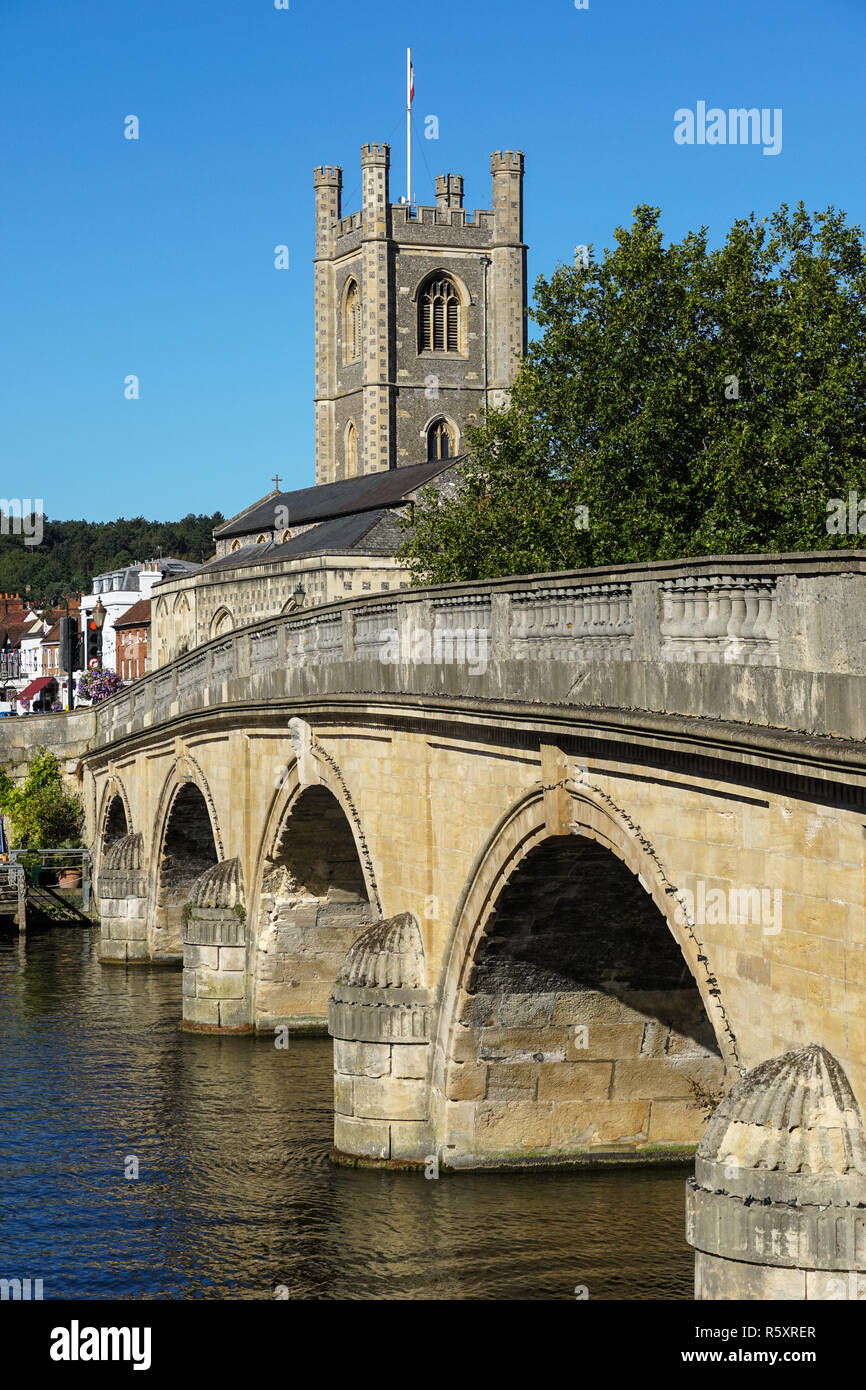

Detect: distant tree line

[0,513,224,600]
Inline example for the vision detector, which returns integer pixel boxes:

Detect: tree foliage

[0,513,224,600]
[0,749,83,849]
[401,202,866,583]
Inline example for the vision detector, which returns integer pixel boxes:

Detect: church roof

[200,508,405,574]
[214,458,459,540]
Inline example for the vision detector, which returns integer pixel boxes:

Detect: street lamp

[293,582,306,609]
[92,598,107,666]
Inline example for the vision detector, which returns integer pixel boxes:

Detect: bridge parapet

[87,551,866,748]
[660,574,778,665]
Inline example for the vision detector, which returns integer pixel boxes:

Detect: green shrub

[0,749,84,850]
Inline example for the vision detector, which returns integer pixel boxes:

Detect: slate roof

[200,509,405,575]
[214,458,460,540]
[113,598,152,629]
[92,558,201,592]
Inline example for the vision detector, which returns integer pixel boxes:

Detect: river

[0,925,693,1300]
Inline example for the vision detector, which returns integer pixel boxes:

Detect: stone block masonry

[329,914,433,1162]
[76,549,866,1172]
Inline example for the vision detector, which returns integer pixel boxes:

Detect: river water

[0,926,693,1300]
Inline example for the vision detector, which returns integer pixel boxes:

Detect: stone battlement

[491,149,524,171]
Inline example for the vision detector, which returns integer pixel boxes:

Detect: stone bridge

[79,552,866,1177]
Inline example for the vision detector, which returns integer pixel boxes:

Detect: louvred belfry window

[420,278,460,353]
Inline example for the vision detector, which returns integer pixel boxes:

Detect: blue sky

[1,0,863,524]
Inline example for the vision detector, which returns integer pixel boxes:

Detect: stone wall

[183,909,250,1031]
[254,785,376,1032]
[329,914,433,1162]
[440,837,724,1165]
[0,708,94,784]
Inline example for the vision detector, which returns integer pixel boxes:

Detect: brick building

[113,598,151,680]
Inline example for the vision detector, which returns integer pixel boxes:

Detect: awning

[17,677,57,700]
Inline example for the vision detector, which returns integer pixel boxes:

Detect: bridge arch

[95,777,132,873]
[147,762,224,961]
[249,756,378,1032]
[430,781,735,1165]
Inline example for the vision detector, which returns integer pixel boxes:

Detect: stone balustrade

[86,551,866,747]
[660,575,779,666]
[510,581,633,661]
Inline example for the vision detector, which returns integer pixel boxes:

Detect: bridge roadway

[79,552,866,1169]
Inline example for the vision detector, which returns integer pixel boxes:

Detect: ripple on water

[0,927,693,1300]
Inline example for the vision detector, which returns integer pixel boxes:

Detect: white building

[79,558,200,682]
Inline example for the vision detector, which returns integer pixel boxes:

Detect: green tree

[0,750,83,849]
[401,202,866,583]
[0,511,225,598]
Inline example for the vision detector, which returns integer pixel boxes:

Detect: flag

[408,51,414,106]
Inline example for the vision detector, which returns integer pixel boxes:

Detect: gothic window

[419,276,461,353]
[427,418,457,461]
[345,420,358,478]
[230,540,241,553]
[210,608,233,639]
[343,278,361,364]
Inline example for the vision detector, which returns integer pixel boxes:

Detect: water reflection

[0,926,692,1300]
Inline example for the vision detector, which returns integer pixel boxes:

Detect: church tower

[313,143,527,485]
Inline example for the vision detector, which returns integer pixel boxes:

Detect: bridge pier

[181,859,252,1033]
[687,1046,866,1299]
[329,913,433,1163]
[97,833,149,964]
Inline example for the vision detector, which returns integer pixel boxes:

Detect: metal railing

[5,848,92,921]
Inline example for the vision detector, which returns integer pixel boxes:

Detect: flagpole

[406,47,412,207]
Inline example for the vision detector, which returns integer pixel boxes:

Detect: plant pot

[58,868,82,889]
